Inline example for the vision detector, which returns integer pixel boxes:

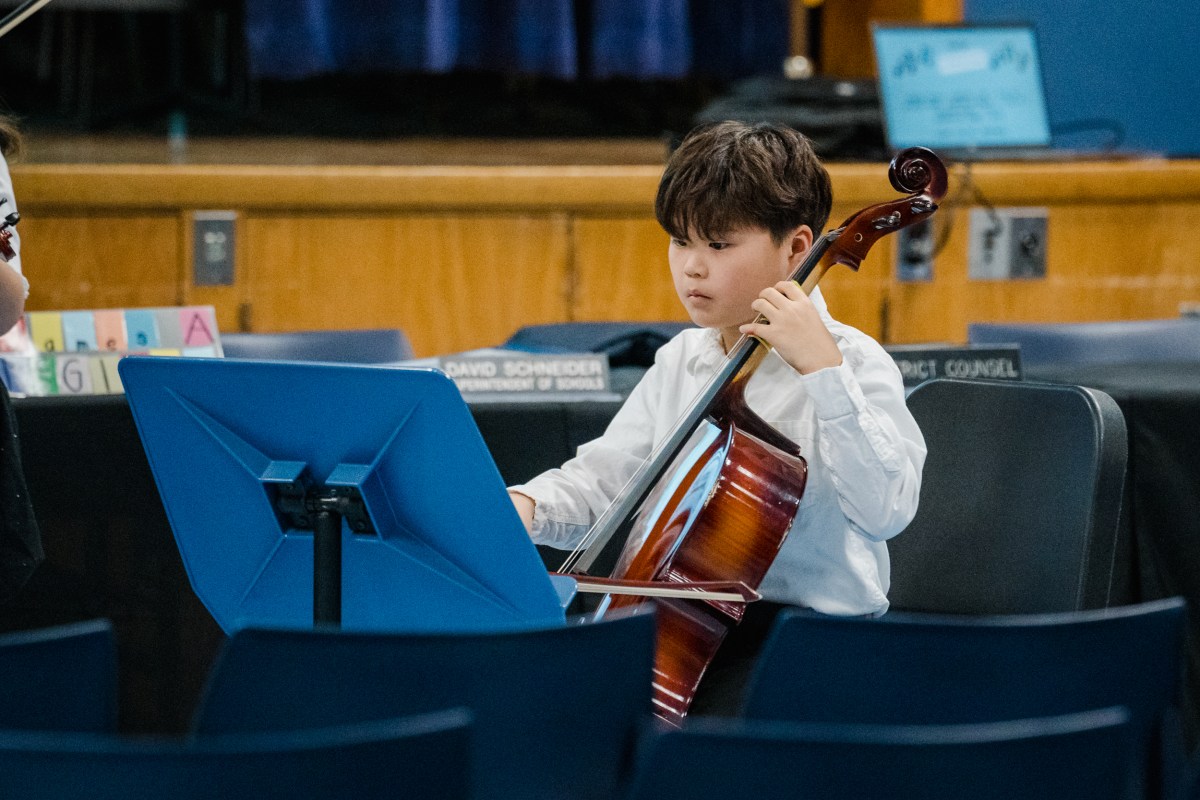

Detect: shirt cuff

[796,361,863,420]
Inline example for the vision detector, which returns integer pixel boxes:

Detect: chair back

[0,709,470,800]
[745,600,1184,729]
[891,377,1127,613]
[192,608,656,800]
[968,318,1200,371]
[627,709,1134,800]
[0,619,117,732]
[743,600,1186,800]
[220,328,413,363]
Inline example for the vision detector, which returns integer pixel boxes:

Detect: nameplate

[436,353,611,398]
[885,344,1022,388]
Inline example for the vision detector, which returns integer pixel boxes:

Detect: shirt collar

[687,328,726,374]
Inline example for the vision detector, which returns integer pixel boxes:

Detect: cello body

[598,382,807,724]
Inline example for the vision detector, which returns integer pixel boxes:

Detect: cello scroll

[807,146,948,284]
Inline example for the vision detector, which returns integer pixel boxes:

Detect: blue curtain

[590,0,691,79]
[244,0,788,81]
[689,0,790,79]
[245,0,577,79]
[245,0,340,79]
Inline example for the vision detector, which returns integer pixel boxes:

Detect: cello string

[0,0,55,40]
[557,329,756,574]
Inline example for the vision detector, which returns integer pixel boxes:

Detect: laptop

[871,23,1127,162]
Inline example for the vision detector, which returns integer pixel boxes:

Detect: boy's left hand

[740,281,843,375]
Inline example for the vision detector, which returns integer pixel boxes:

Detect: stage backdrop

[244,0,790,81]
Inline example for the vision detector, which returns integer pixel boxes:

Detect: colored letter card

[56,355,94,395]
[124,310,160,349]
[61,311,99,352]
[93,310,127,351]
[180,307,216,347]
[27,312,63,352]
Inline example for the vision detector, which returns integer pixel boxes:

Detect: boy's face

[669,224,812,347]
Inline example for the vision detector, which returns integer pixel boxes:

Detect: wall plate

[193,211,236,286]
[968,207,1048,280]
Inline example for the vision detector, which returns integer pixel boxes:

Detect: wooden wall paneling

[15,160,1200,349]
[817,258,889,340]
[820,0,963,78]
[12,164,665,214]
[996,202,1200,322]
[572,218,686,323]
[885,199,1200,343]
[18,213,183,312]
[242,214,573,357]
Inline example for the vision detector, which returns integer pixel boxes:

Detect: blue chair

[627,708,1134,800]
[191,608,656,800]
[503,321,693,367]
[0,619,117,732]
[891,378,1127,614]
[220,328,413,363]
[968,318,1200,371]
[1177,749,1200,800]
[743,599,1186,800]
[0,709,471,800]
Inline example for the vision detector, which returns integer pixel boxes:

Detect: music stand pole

[313,507,342,625]
[275,483,364,627]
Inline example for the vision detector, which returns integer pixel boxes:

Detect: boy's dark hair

[655,121,832,245]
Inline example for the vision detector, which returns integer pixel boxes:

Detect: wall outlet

[896,218,935,282]
[968,207,1048,280]
[193,211,236,286]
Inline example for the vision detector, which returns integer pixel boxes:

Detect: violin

[558,147,948,726]
[0,205,20,263]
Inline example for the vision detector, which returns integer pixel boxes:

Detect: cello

[557,146,948,726]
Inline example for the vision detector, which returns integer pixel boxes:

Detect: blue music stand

[118,357,567,634]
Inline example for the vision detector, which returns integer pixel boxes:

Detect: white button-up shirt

[510,289,925,616]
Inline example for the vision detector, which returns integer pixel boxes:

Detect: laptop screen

[872,24,1052,152]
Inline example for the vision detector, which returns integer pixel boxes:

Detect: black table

[2,392,623,734]
[1025,361,1200,745]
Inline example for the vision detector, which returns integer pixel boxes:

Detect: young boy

[507,121,925,713]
